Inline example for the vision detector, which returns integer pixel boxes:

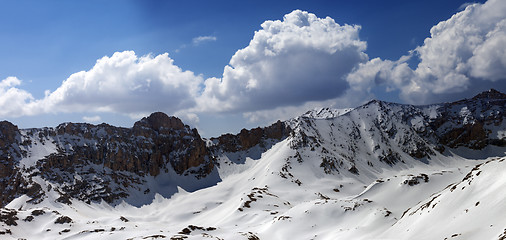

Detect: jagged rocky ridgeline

[0,113,213,206]
[0,89,504,207]
[0,111,291,207]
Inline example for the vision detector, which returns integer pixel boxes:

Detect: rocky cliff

[284,89,505,176]
[433,89,506,149]
[0,90,504,208]
[211,120,292,153]
[0,112,215,206]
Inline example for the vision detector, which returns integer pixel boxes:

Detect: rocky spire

[133,112,185,132]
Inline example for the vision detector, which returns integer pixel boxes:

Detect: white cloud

[458,2,476,11]
[176,111,200,128]
[347,0,506,104]
[0,51,204,120]
[0,77,36,117]
[35,51,203,116]
[83,115,101,123]
[192,36,217,45]
[197,10,368,113]
[2,4,505,132]
[468,19,506,81]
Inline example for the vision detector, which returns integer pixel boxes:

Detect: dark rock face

[132,113,211,176]
[0,122,45,207]
[212,120,291,152]
[133,112,185,132]
[471,88,506,101]
[0,90,504,207]
[38,112,211,177]
[0,121,19,148]
[0,122,22,207]
[431,89,506,149]
[0,112,214,206]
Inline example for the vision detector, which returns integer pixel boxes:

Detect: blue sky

[0,0,504,137]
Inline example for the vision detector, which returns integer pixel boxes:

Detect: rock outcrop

[0,122,20,206]
[284,89,505,176]
[0,90,504,207]
[0,122,43,207]
[0,112,214,206]
[431,89,506,149]
[38,112,211,178]
[212,120,291,152]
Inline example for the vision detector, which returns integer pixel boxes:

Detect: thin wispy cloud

[175,35,217,52]
[192,35,217,45]
[83,115,101,123]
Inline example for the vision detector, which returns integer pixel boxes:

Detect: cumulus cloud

[3,4,505,131]
[1,10,369,126]
[347,0,506,104]
[0,77,36,117]
[468,19,506,80]
[36,51,203,116]
[197,10,368,113]
[192,35,217,45]
[0,51,204,120]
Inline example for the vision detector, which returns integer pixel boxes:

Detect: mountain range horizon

[3,88,504,138]
[0,88,504,239]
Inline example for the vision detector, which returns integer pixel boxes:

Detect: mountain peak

[360,99,395,110]
[364,99,388,106]
[0,120,18,147]
[302,107,353,119]
[472,89,506,100]
[1,90,506,239]
[134,112,185,131]
[0,120,17,132]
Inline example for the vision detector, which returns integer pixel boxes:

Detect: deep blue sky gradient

[0,0,481,95]
[0,0,487,136]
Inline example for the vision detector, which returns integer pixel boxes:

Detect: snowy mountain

[0,89,504,239]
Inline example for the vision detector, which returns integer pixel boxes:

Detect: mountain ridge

[0,89,504,206]
[0,89,505,239]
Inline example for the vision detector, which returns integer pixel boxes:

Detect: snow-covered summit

[301,107,353,119]
[0,89,505,239]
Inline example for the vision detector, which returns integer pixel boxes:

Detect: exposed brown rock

[0,121,19,147]
[0,89,503,208]
[471,88,506,100]
[38,112,211,177]
[54,216,72,224]
[25,112,214,205]
[440,123,488,149]
[0,209,18,226]
[213,120,291,152]
[133,112,185,132]
[0,121,27,207]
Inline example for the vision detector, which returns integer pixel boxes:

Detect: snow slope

[0,90,505,239]
[2,137,503,240]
